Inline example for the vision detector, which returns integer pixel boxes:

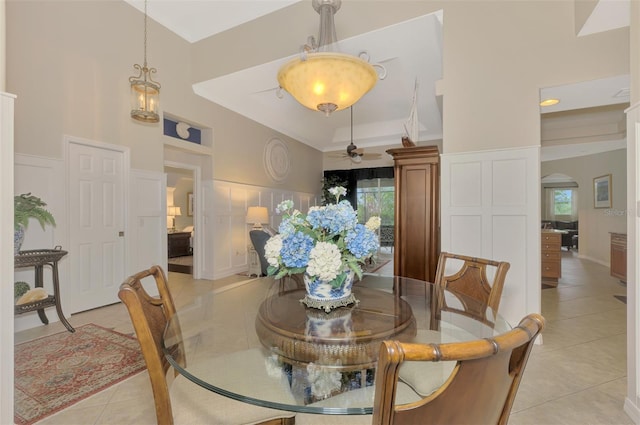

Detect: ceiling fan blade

[352,147,364,155]
[328,153,348,158]
[253,86,279,94]
[361,153,382,160]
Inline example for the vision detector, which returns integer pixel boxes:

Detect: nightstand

[248,245,261,277]
[168,232,191,258]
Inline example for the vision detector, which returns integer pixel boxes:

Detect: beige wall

[440,1,628,154]
[7,0,627,188]
[541,149,627,265]
[0,0,5,92]
[6,0,322,194]
[192,1,628,156]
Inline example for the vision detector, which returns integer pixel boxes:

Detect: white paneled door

[68,141,125,313]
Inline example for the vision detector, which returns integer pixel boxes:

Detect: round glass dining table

[163,274,511,415]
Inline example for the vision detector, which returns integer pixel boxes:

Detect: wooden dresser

[610,232,627,283]
[541,230,562,286]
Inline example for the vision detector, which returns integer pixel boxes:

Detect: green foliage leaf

[14,193,56,231]
[14,281,30,299]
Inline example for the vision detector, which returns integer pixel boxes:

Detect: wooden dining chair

[373,313,544,425]
[118,265,296,425]
[430,252,510,328]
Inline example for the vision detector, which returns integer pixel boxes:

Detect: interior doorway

[67,138,127,313]
[541,174,579,251]
[165,164,195,276]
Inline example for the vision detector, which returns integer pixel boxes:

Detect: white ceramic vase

[302,269,357,312]
[14,225,25,255]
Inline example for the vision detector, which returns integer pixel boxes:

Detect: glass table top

[163,274,511,415]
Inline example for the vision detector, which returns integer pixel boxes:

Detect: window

[356,178,394,225]
[553,189,573,215]
[544,186,578,220]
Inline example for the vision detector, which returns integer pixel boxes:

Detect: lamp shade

[246,207,269,229]
[277,52,377,115]
[167,206,181,217]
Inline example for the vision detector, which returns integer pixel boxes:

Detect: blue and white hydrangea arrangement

[265,187,381,288]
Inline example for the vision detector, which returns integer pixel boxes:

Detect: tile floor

[16,250,631,424]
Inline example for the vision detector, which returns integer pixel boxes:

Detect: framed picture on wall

[187,192,194,216]
[593,174,611,208]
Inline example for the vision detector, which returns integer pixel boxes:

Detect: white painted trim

[63,135,130,311]
[13,154,66,331]
[0,92,16,425]
[625,105,639,422]
[441,146,541,327]
[210,180,319,280]
[164,160,203,279]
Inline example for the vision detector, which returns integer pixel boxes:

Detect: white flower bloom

[264,234,283,267]
[264,354,283,379]
[365,216,381,231]
[307,242,343,281]
[276,199,294,214]
[307,364,342,399]
[328,186,347,200]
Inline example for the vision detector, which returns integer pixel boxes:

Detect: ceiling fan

[330,107,382,163]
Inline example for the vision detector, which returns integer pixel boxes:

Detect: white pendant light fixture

[277,0,385,116]
[129,0,160,123]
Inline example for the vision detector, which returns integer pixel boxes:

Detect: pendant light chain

[129,0,160,123]
[143,0,148,69]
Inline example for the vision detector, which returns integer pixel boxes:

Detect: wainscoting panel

[449,161,482,207]
[449,214,482,256]
[211,180,318,279]
[200,180,216,280]
[129,169,165,278]
[441,147,540,326]
[14,154,66,332]
[492,214,527,316]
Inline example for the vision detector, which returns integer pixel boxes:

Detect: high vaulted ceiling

[124,0,630,159]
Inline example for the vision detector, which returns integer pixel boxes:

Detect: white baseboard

[623,398,640,424]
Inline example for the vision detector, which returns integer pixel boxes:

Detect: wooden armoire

[386,146,440,283]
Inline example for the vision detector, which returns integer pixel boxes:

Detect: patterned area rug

[14,324,146,425]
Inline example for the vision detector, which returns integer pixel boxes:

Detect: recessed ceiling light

[540,98,560,107]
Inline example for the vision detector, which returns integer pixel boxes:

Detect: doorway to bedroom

[165,165,194,275]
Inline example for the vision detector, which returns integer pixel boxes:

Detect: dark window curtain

[324,167,394,209]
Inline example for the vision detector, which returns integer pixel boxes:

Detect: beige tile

[510,378,633,425]
[21,254,628,424]
[35,403,105,425]
[94,397,158,425]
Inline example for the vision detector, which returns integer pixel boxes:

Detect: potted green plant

[14,193,56,254]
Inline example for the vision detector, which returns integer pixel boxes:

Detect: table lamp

[246,206,269,230]
[167,206,182,232]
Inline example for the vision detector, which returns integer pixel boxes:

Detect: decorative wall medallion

[264,138,290,182]
[176,122,191,139]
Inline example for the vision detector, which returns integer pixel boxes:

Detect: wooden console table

[14,248,74,333]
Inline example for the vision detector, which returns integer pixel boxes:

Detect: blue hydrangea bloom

[280,231,314,268]
[278,217,296,236]
[346,224,380,259]
[307,201,357,235]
